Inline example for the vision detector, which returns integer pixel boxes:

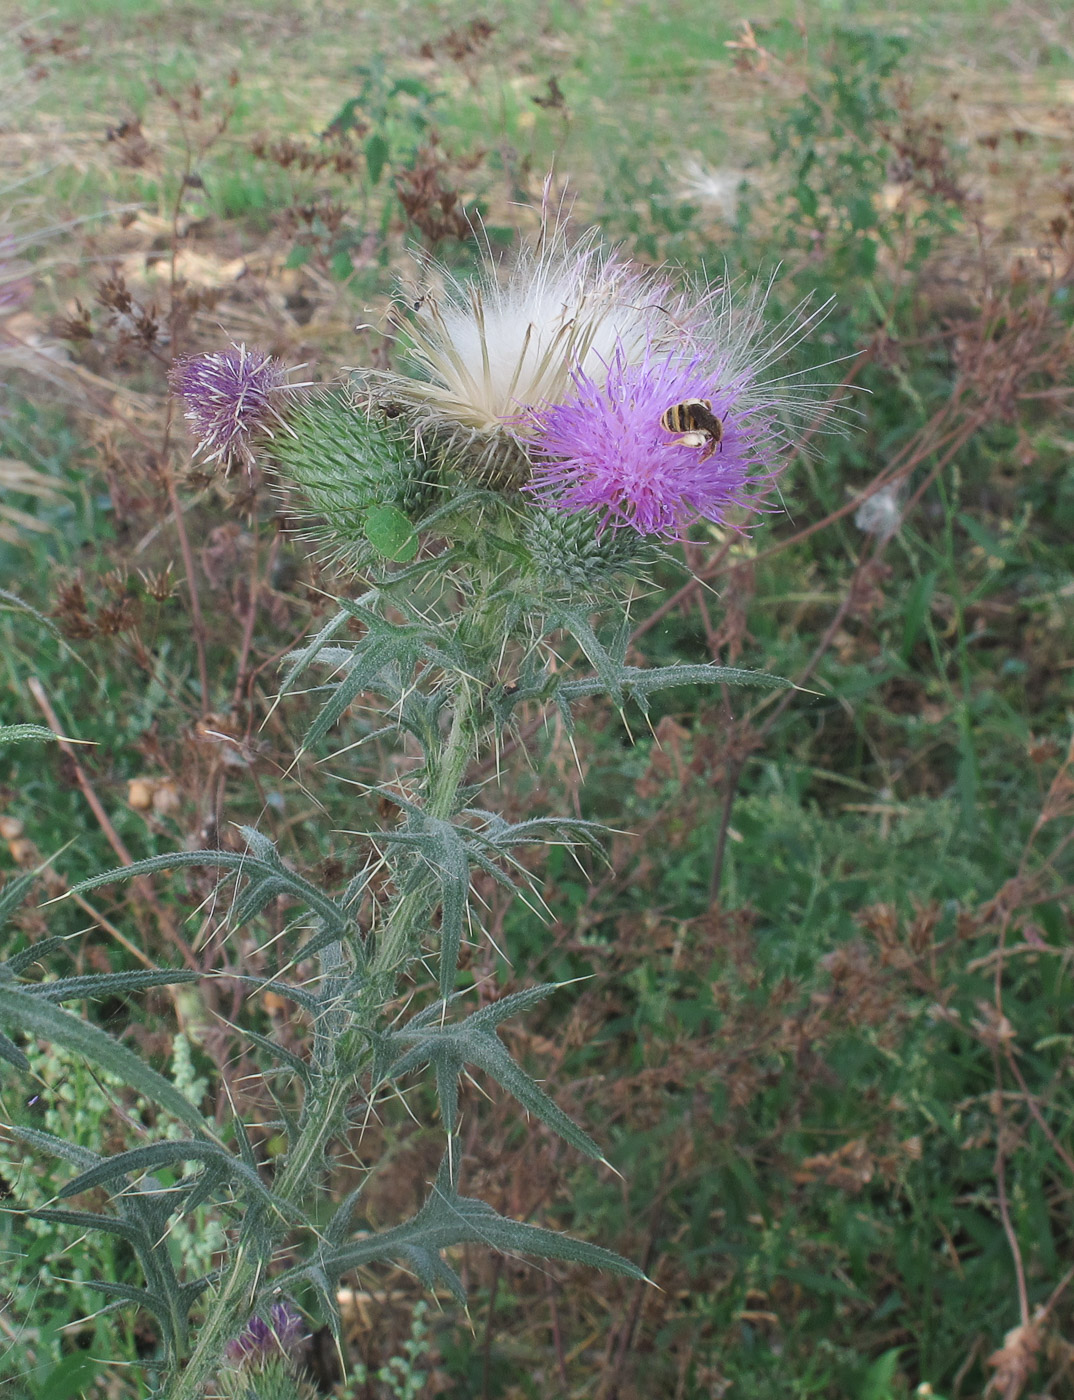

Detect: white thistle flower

[383,215,675,436]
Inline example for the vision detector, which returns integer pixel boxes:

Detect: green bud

[218,1359,316,1400]
[524,507,650,589]
[268,389,438,569]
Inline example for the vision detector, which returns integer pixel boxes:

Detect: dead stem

[163,464,212,714]
[28,675,199,971]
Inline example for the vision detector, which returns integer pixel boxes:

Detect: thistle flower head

[170,343,287,466]
[224,1301,305,1368]
[267,387,436,572]
[523,272,834,539]
[382,216,674,439]
[525,344,780,539]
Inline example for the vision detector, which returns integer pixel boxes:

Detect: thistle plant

[0,205,826,1397]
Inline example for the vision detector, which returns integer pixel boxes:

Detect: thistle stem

[370,681,476,980]
[161,1071,356,1400]
[162,686,479,1399]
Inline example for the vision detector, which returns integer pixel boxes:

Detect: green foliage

[345,1301,431,1400]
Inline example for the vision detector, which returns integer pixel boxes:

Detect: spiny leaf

[550,604,625,705]
[226,974,322,1015]
[182,1162,231,1216]
[83,1280,178,1334]
[60,1140,305,1225]
[177,1275,216,1314]
[433,1046,463,1136]
[465,982,562,1031]
[560,661,792,709]
[379,813,471,996]
[400,1244,466,1304]
[325,1182,367,1247]
[0,873,43,935]
[5,1123,101,1170]
[2,935,69,976]
[0,1030,28,1070]
[0,987,209,1135]
[27,1206,150,1248]
[301,630,423,749]
[276,1161,643,1289]
[278,601,360,694]
[25,969,199,1003]
[304,1263,342,1337]
[378,989,602,1160]
[68,832,355,949]
[0,723,56,745]
[231,1023,313,1087]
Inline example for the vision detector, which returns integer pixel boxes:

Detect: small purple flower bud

[525,344,783,540]
[169,343,287,466]
[224,1301,305,1367]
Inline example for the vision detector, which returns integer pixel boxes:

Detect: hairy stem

[162,685,479,1398]
[370,681,476,980]
[161,1069,355,1400]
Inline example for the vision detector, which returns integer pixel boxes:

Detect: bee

[660,399,724,460]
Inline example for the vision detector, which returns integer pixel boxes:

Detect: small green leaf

[796,183,819,218]
[861,1347,902,1400]
[855,235,878,276]
[323,97,363,136]
[390,76,433,101]
[32,1348,101,1400]
[365,132,389,184]
[364,505,418,562]
[901,570,937,662]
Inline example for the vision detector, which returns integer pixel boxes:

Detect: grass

[1,2,1073,1398]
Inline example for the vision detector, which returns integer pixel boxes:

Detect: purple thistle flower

[224,1301,305,1367]
[169,343,287,466]
[525,345,785,540]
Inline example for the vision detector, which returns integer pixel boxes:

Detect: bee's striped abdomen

[659,399,724,458]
